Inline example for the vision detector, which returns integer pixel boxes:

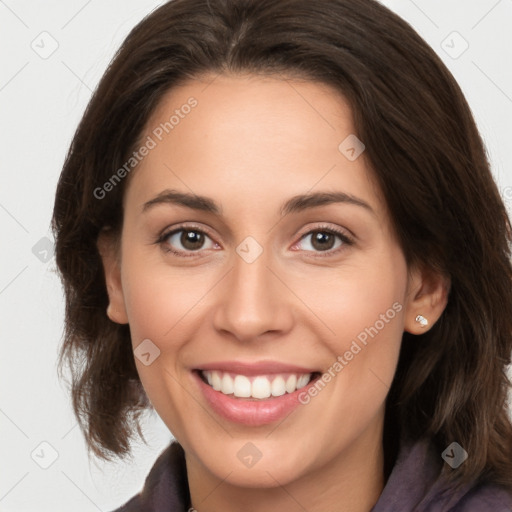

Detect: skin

[98,74,449,512]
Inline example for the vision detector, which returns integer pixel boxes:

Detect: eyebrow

[142,189,374,216]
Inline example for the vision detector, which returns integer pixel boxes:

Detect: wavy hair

[52,0,512,490]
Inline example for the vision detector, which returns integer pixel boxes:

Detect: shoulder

[449,480,512,511]
[109,440,190,512]
[372,435,512,511]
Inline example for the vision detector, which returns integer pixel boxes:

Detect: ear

[403,263,450,335]
[97,229,129,325]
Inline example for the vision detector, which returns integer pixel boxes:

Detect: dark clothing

[112,436,512,511]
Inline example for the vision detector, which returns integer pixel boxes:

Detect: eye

[293,225,353,256]
[157,225,218,256]
[156,223,354,258]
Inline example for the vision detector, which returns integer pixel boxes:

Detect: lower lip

[193,371,317,426]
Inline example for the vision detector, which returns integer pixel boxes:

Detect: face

[100,74,445,491]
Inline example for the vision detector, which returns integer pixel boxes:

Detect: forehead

[124,74,387,223]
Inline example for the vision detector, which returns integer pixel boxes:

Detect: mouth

[191,361,324,426]
[194,369,322,400]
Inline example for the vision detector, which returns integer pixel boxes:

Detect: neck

[186,415,386,512]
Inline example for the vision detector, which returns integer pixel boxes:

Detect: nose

[212,246,294,343]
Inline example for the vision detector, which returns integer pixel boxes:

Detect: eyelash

[155,223,354,258]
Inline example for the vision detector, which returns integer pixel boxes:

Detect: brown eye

[310,231,337,251]
[294,227,353,255]
[179,230,205,250]
[161,228,216,255]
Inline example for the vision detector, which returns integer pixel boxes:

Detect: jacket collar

[117,435,509,511]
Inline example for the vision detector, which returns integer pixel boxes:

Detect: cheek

[297,277,404,452]
[120,251,207,344]
[293,251,406,347]
[120,255,204,433]
[294,249,406,404]
[119,255,216,413]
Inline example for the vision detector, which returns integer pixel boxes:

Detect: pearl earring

[415,314,428,328]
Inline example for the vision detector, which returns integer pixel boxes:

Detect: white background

[1,1,511,510]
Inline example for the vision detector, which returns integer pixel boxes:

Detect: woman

[52,0,512,510]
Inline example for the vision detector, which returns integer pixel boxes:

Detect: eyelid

[295,223,354,243]
[159,222,215,240]
[156,222,354,257]
[156,222,218,254]
[291,223,354,256]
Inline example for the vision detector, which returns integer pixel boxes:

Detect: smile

[199,370,317,399]
[192,361,323,426]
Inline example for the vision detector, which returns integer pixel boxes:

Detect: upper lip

[194,360,320,376]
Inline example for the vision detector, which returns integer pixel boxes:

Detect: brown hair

[52,0,512,490]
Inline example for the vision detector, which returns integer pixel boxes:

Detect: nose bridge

[212,239,293,340]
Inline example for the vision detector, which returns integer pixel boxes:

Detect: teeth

[201,370,313,399]
[252,376,271,399]
[297,374,310,389]
[211,371,222,391]
[285,374,297,393]
[221,373,234,394]
[233,375,251,397]
[271,376,286,397]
